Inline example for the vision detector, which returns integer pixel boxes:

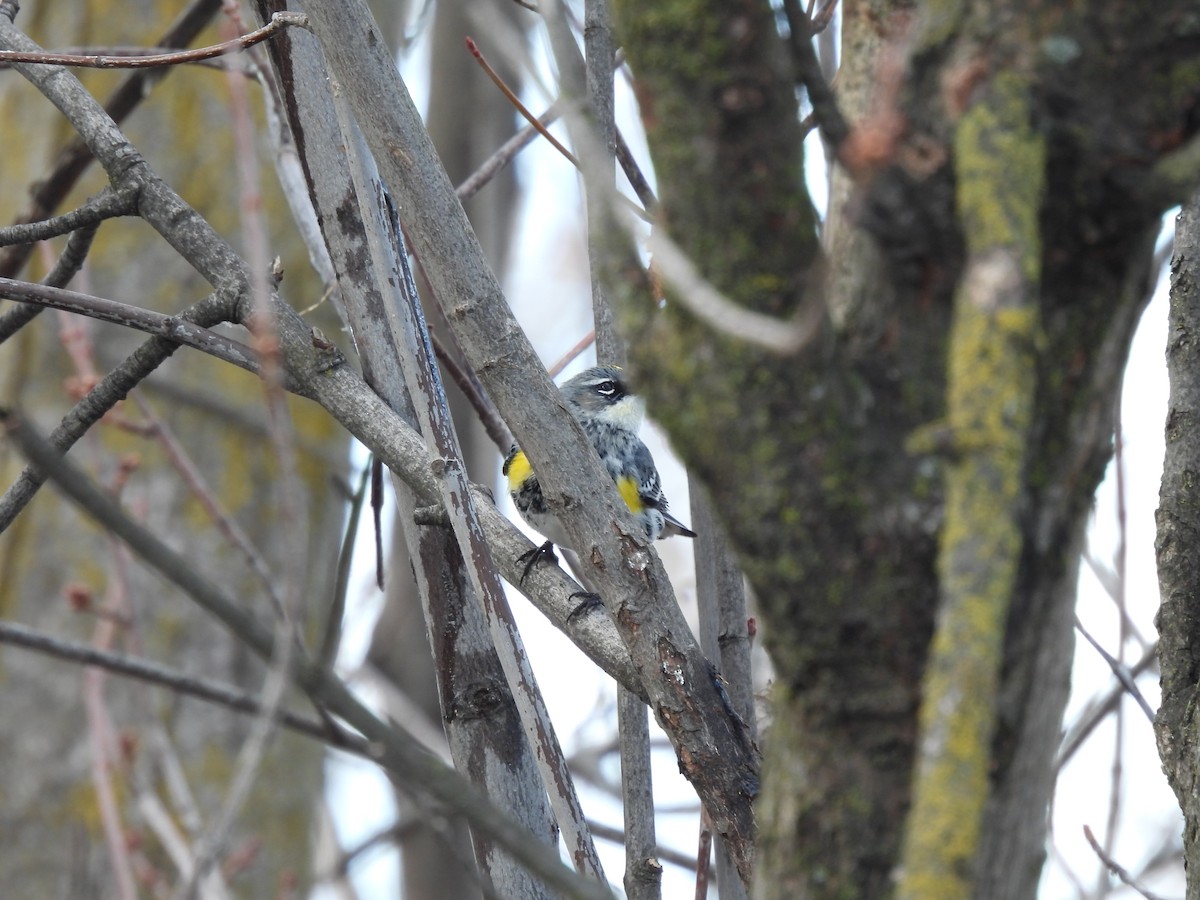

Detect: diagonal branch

[0,279,262,374]
[0,185,138,246]
[0,619,364,753]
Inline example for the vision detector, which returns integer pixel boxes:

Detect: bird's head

[560,365,645,430]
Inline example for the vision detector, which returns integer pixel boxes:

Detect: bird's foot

[517,540,557,584]
[566,591,604,624]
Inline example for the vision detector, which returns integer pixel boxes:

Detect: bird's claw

[517,540,557,584]
[566,591,604,624]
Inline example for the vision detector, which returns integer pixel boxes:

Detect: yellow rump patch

[617,475,644,514]
[505,450,533,491]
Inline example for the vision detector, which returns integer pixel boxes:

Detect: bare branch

[0,289,243,535]
[1056,640,1158,769]
[468,36,578,167]
[0,279,261,374]
[455,100,563,203]
[619,689,662,900]
[1074,617,1156,723]
[0,222,103,342]
[0,619,365,753]
[780,0,849,152]
[1082,825,1170,900]
[0,11,307,69]
[0,186,137,246]
[644,227,825,354]
[0,0,222,281]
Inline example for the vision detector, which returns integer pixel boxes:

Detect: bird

[503,365,696,581]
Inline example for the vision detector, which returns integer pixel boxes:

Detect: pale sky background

[315,10,1185,898]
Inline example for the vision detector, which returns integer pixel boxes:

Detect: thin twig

[1073,616,1155,723]
[644,227,824,354]
[0,215,110,344]
[0,186,138,246]
[1082,825,1169,900]
[319,462,370,668]
[455,101,564,203]
[0,279,262,375]
[132,392,286,617]
[548,330,596,379]
[331,819,423,877]
[780,0,850,151]
[614,130,658,214]
[587,820,695,873]
[83,562,140,900]
[0,11,307,69]
[695,808,714,900]
[0,619,364,752]
[467,36,578,167]
[1055,639,1159,770]
[466,35,651,222]
[1102,408,1130,880]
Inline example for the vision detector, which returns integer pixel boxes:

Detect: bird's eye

[596,380,617,397]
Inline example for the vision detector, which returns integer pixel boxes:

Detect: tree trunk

[1157,193,1200,900]
[611,0,1196,896]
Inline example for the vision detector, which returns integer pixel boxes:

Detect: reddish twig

[466,37,655,220]
[467,36,579,167]
[548,331,596,378]
[83,541,139,900]
[695,808,714,900]
[132,392,286,617]
[0,11,306,69]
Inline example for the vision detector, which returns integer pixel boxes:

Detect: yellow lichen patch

[954,71,1046,282]
[898,70,1044,900]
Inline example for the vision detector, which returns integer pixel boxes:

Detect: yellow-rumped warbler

[503,365,696,579]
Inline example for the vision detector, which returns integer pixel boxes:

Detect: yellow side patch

[505,450,533,491]
[617,475,644,514]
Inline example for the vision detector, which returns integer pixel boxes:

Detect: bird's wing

[632,441,697,538]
